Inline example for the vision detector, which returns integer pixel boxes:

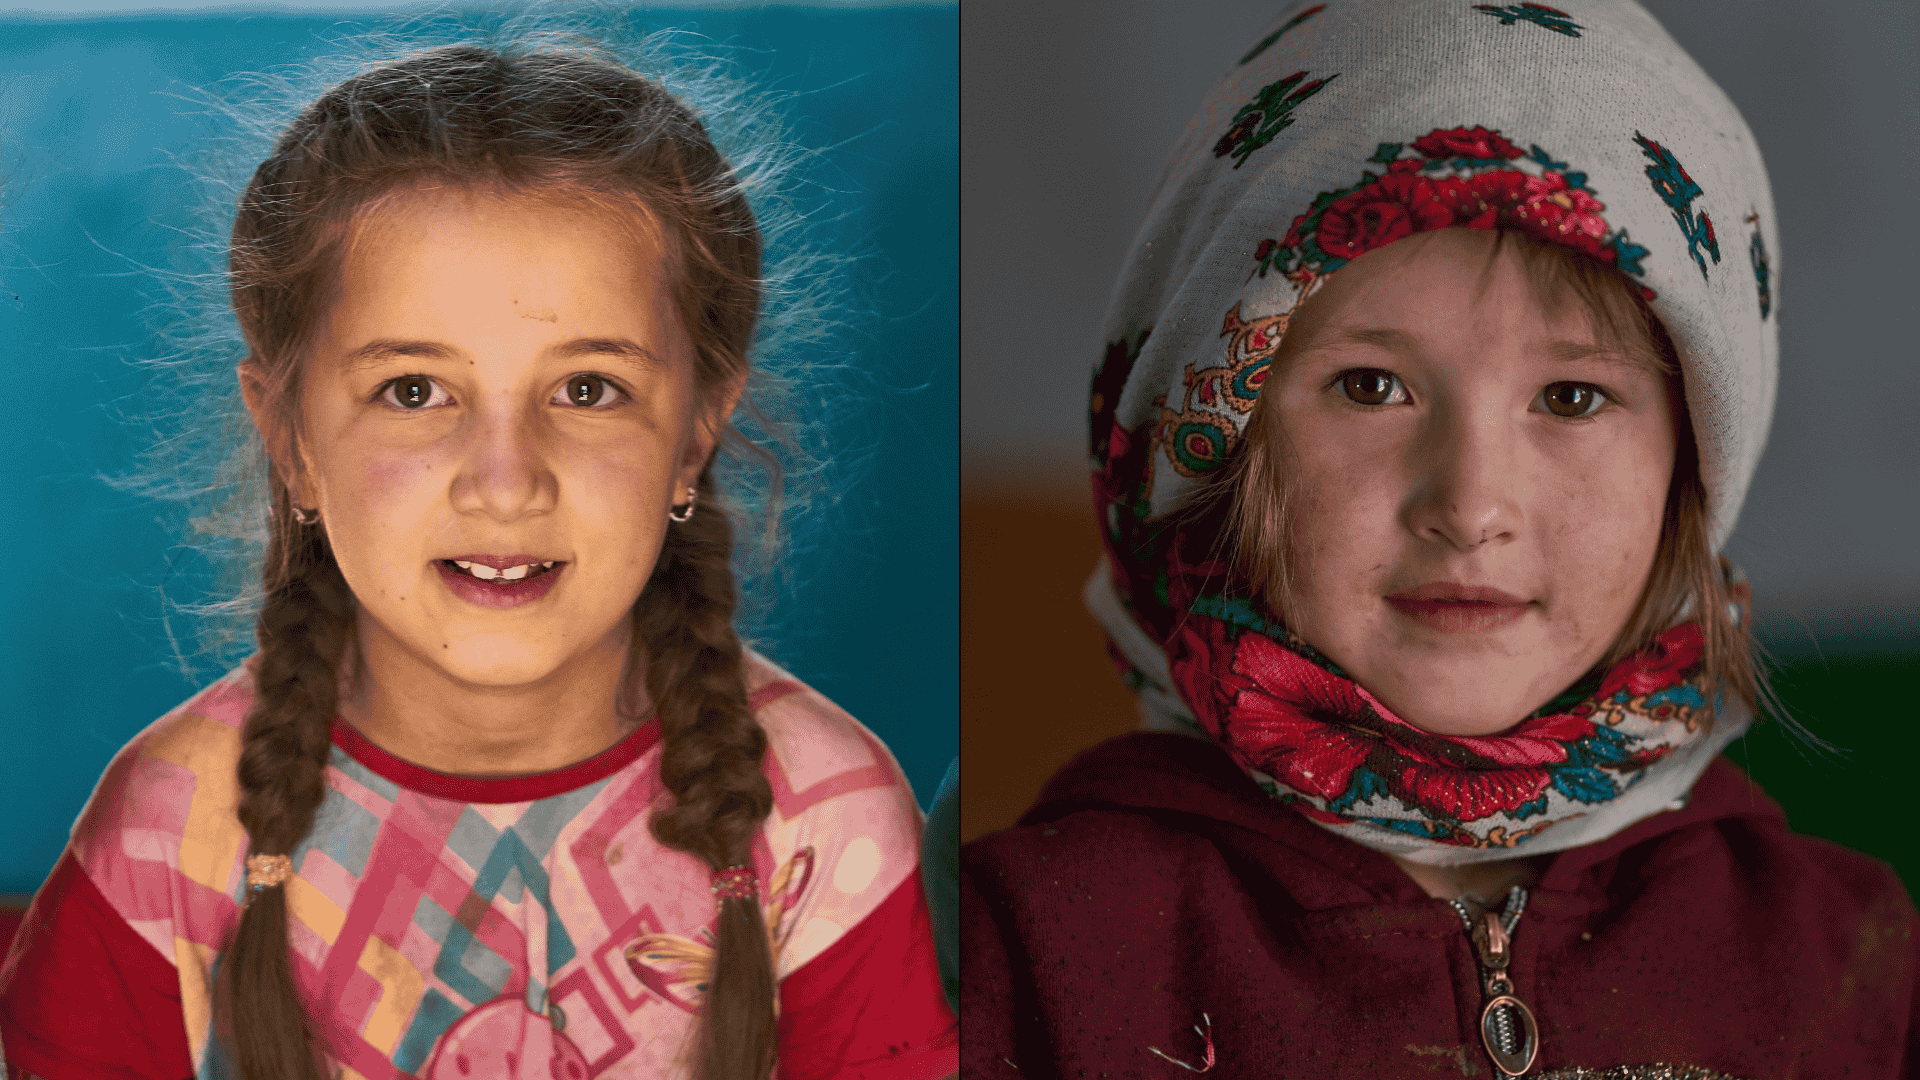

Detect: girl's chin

[1352,662,1572,737]
[401,646,585,691]
[366,618,625,690]
[1389,707,1539,739]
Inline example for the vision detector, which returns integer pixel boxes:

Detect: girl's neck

[1388,853,1549,903]
[336,614,646,779]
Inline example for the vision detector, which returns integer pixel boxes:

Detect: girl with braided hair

[0,35,954,1080]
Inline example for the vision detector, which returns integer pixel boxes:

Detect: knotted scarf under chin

[1086,528,1751,868]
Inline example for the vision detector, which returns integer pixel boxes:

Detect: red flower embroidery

[1316,173,1456,259]
[1411,126,1525,161]
[1219,634,1376,800]
[1165,600,1705,827]
[1394,765,1551,822]
[1385,710,1594,821]
[1182,629,1620,822]
[1441,710,1592,767]
[1092,422,1136,515]
[1281,210,1311,249]
[1510,178,1614,261]
[1167,620,1236,741]
[1462,169,1534,220]
[1598,623,1705,700]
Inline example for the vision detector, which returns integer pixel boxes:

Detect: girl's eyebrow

[1305,326,1647,373]
[337,337,665,372]
[1317,326,1419,353]
[1541,340,1659,375]
[550,337,667,372]
[340,338,454,371]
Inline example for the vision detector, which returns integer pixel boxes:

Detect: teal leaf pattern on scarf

[1212,70,1339,168]
[1473,3,1584,37]
[1551,765,1619,805]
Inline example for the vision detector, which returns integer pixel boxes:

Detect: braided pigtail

[217,498,354,1080]
[638,471,778,1080]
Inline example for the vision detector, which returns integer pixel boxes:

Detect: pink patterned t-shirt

[0,652,954,1080]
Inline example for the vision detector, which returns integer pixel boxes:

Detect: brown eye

[1540,382,1606,418]
[559,374,625,408]
[1337,369,1405,406]
[384,375,440,409]
[569,375,604,406]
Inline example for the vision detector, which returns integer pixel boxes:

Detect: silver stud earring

[668,487,697,524]
[292,506,320,526]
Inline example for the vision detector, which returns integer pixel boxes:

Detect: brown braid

[219,40,783,1080]
[222,496,354,1080]
[638,469,777,1079]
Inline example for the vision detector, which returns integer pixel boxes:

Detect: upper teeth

[452,560,555,581]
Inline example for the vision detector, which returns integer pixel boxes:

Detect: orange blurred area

[960,480,1140,841]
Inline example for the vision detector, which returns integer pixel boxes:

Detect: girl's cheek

[561,430,672,489]
[1289,488,1352,562]
[357,449,441,496]
[1292,433,1395,551]
[1535,451,1667,618]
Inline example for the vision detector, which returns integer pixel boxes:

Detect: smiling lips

[448,558,556,582]
[1384,582,1534,633]
[436,553,565,609]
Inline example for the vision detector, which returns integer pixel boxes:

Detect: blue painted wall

[0,6,957,894]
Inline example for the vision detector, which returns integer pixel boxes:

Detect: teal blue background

[0,6,956,894]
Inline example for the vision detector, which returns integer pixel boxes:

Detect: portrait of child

[0,4,957,1078]
[961,1,1918,1075]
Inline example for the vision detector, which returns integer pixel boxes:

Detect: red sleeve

[0,851,195,1080]
[776,870,958,1080]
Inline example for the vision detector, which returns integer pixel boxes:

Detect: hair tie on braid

[242,853,294,911]
[711,865,757,901]
[247,854,294,891]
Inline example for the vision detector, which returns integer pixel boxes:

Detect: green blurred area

[1724,648,1919,902]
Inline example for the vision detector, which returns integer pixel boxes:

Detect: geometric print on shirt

[66,650,933,1080]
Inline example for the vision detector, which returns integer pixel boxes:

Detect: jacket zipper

[1448,886,1540,1077]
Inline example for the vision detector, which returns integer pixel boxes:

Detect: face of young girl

[1257,228,1677,738]
[285,188,728,694]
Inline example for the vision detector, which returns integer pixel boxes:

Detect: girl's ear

[675,374,746,490]
[238,361,314,507]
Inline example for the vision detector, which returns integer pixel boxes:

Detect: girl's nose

[1402,405,1523,553]
[448,399,558,522]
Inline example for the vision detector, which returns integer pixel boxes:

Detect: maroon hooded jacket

[962,733,1918,1078]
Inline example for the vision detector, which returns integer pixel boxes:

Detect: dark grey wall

[961,0,1920,645]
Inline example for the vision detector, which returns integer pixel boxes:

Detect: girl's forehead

[1279,231,1619,356]
[345,185,666,268]
[308,190,690,370]
[330,194,671,315]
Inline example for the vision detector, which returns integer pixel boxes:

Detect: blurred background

[962,0,1920,896]
[0,0,956,902]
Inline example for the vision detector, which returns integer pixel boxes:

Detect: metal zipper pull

[1449,887,1540,1078]
[1470,908,1538,1077]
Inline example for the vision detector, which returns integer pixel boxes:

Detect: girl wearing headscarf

[961,2,1918,1076]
